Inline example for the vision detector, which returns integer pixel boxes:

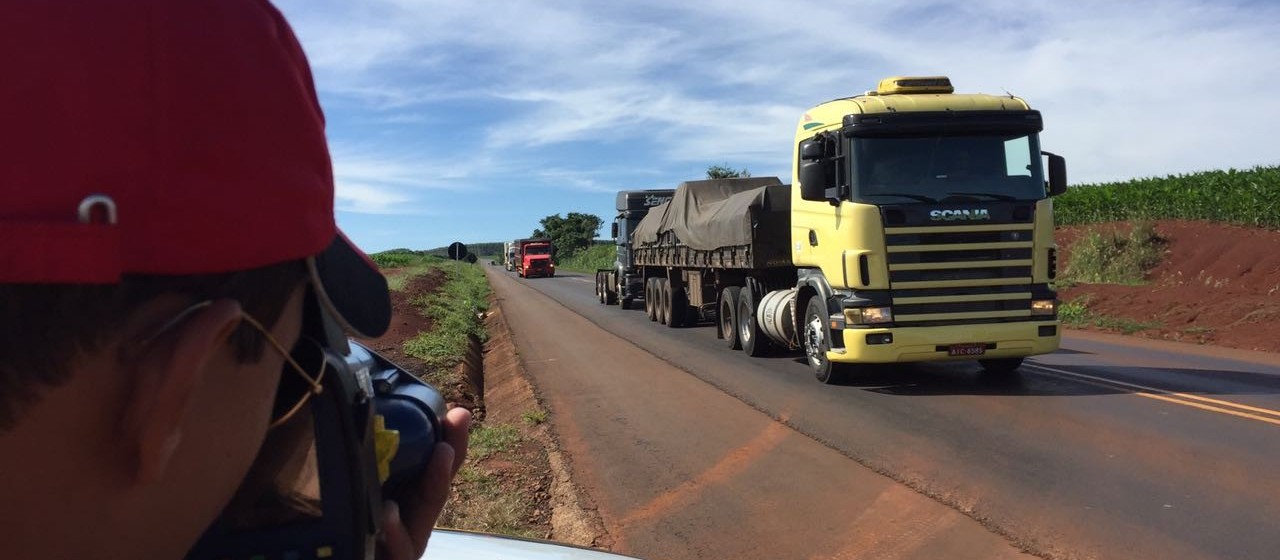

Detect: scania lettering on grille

[929,209,991,221]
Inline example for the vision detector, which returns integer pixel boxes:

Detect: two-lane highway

[489,266,1280,560]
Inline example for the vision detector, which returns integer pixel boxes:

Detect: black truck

[595,189,675,309]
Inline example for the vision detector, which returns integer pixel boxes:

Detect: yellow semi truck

[626,76,1066,383]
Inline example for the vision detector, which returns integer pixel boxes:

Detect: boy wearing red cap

[0,1,469,559]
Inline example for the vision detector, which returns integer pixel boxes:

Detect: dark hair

[0,260,307,430]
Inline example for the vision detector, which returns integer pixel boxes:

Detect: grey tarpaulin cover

[632,177,789,251]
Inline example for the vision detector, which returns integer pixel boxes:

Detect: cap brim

[306,231,391,339]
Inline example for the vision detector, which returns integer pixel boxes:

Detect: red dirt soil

[1058,220,1280,352]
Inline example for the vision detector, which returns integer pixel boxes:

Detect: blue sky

[273,0,1280,253]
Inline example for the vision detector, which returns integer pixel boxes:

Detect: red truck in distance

[515,238,555,278]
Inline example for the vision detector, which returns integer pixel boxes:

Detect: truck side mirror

[799,139,830,202]
[800,139,824,161]
[1043,151,1067,196]
[799,160,829,201]
[611,222,619,239]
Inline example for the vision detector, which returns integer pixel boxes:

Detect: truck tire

[720,286,742,350]
[738,286,770,357]
[803,296,847,384]
[979,358,1024,379]
[605,277,618,305]
[668,282,688,328]
[645,278,658,321]
[658,278,671,325]
[595,273,604,303]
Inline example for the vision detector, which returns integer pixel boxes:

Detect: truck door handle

[809,230,818,246]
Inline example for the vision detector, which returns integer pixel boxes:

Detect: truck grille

[884,223,1035,326]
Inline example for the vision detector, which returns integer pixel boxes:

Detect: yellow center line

[1027,364,1280,427]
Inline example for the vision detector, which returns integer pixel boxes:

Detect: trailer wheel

[804,296,848,384]
[738,287,770,357]
[668,282,688,328]
[657,278,671,325]
[645,278,658,321]
[720,286,742,350]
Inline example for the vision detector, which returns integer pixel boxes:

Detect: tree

[706,164,751,179]
[533,212,603,258]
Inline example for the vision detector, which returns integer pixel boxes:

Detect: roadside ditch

[371,261,606,545]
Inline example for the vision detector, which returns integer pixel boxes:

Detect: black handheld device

[185,325,447,560]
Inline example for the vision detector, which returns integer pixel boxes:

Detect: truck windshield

[850,133,1046,203]
[526,246,551,255]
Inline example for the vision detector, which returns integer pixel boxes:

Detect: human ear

[121,299,244,485]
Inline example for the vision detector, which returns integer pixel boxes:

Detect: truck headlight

[844,306,893,325]
[1031,299,1056,316]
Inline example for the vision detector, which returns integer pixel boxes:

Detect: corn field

[1055,165,1280,228]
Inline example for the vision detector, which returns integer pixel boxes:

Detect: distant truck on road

[600,76,1067,383]
[515,238,555,278]
[504,241,516,271]
[595,189,675,309]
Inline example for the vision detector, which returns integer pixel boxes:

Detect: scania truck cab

[597,189,674,308]
[791,76,1065,380]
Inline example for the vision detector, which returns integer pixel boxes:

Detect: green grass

[446,464,538,538]
[1062,221,1165,285]
[402,260,491,368]
[1056,165,1280,228]
[468,423,521,461]
[450,423,537,537]
[557,243,615,273]
[1058,297,1161,334]
[521,409,547,426]
[1058,298,1089,324]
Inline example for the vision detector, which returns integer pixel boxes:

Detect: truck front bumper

[828,321,1059,364]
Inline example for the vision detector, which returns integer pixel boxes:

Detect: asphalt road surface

[484,266,1280,560]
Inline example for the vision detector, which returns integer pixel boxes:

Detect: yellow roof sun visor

[876,76,954,95]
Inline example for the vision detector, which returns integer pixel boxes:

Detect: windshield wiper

[946,191,1018,201]
[871,192,938,203]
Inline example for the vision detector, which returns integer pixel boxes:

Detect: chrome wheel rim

[804,314,825,367]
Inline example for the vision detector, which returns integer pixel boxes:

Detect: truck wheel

[658,279,671,325]
[738,287,770,357]
[804,296,847,384]
[620,297,633,310]
[979,358,1024,378]
[605,280,618,305]
[645,279,658,321]
[595,273,604,303]
[668,282,688,328]
[720,286,742,350]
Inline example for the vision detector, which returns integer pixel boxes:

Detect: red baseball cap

[0,0,390,337]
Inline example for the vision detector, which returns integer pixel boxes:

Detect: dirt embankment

[1058,220,1280,352]
[367,270,603,544]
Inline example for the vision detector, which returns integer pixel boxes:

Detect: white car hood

[424,530,642,560]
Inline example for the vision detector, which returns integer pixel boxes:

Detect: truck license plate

[948,343,987,357]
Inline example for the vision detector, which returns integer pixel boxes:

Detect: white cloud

[278,0,1280,194]
[334,182,417,215]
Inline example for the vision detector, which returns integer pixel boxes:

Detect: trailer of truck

[595,189,675,308]
[599,76,1066,383]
